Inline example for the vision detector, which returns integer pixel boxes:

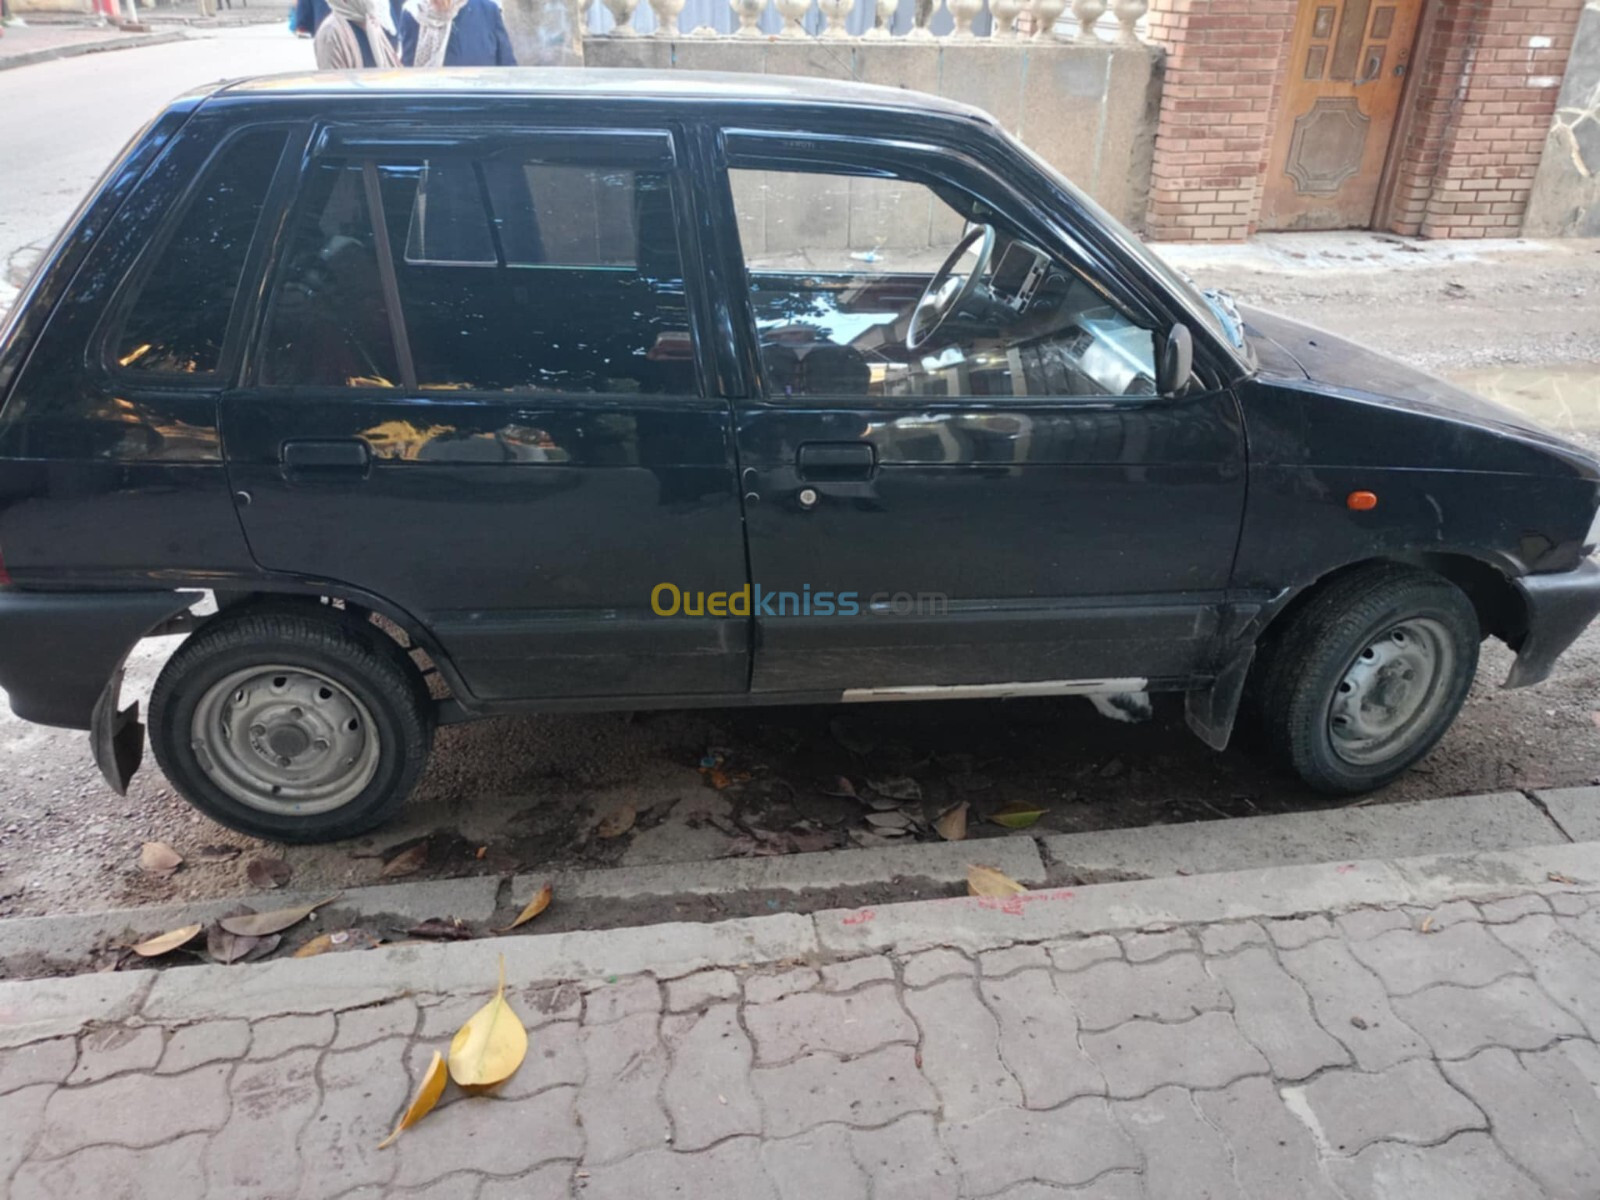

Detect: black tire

[149,606,433,843]
[1257,564,1480,794]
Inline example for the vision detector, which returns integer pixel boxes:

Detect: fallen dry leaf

[935,802,970,842]
[246,857,292,889]
[378,1050,448,1150]
[596,804,636,840]
[967,864,1027,898]
[219,895,340,938]
[381,842,430,878]
[240,933,281,962]
[294,928,383,958]
[990,801,1048,830]
[408,918,473,941]
[497,883,553,932]
[869,776,922,802]
[820,776,859,799]
[1549,872,1577,885]
[207,923,261,965]
[449,956,528,1089]
[193,844,241,864]
[139,841,183,878]
[1420,915,1435,934]
[131,923,203,958]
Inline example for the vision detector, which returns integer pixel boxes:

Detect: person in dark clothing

[400,0,516,67]
[298,0,404,45]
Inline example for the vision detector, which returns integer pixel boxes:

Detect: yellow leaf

[378,1050,448,1150]
[448,955,528,1089]
[989,801,1048,830]
[497,883,552,933]
[934,802,969,842]
[131,923,203,958]
[967,864,1027,898]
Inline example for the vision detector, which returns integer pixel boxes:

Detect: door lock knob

[798,487,819,510]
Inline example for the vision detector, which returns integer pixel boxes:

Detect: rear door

[223,124,749,704]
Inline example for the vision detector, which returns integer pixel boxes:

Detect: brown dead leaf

[820,776,859,799]
[240,933,282,962]
[294,928,383,958]
[1549,871,1577,885]
[935,802,970,842]
[246,857,292,889]
[139,841,182,878]
[193,844,241,864]
[378,1050,448,1149]
[869,776,922,802]
[408,918,473,941]
[596,804,636,840]
[967,864,1027,898]
[131,923,203,958]
[219,894,340,938]
[1419,915,1435,934]
[207,923,261,965]
[381,842,430,878]
[497,883,553,932]
[475,845,488,860]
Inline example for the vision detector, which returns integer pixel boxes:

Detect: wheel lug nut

[250,724,266,737]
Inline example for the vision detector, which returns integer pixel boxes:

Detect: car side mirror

[1158,324,1194,398]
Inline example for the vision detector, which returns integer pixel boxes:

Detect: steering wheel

[906,223,996,353]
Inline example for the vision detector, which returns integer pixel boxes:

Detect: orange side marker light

[1347,490,1378,511]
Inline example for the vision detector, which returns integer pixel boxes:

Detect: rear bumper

[0,590,197,728]
[1505,559,1600,688]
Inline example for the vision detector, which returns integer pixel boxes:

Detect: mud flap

[1184,644,1256,751]
[90,668,145,796]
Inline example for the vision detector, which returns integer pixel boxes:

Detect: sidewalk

[0,24,185,70]
[4,834,1600,1198]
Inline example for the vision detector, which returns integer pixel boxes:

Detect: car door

[704,128,1248,696]
[222,123,749,704]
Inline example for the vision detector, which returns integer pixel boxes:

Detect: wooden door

[1261,0,1423,230]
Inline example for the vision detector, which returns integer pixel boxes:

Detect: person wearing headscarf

[315,0,402,68]
[401,0,516,67]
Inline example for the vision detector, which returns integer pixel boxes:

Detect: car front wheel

[1258,564,1480,794]
[149,607,433,843]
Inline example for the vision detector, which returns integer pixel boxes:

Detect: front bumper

[1505,559,1600,688]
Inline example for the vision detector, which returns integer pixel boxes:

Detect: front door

[1261,0,1423,230]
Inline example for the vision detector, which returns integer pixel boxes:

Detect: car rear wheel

[1257,565,1480,794]
[149,607,432,843]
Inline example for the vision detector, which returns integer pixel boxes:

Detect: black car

[1,70,1597,843]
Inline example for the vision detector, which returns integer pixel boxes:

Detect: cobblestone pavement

[6,879,1600,1199]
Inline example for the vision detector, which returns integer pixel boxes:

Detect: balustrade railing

[587,0,1147,43]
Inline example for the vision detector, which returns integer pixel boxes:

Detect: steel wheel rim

[1327,617,1454,767]
[190,665,380,815]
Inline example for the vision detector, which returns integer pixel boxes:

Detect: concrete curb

[0,28,185,71]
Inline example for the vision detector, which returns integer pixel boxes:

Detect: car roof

[210,67,994,123]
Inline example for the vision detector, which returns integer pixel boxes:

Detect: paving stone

[850,1113,959,1200]
[36,1060,230,1157]
[11,1130,211,1200]
[1285,1059,1485,1155]
[1277,938,1431,1071]
[662,1003,760,1151]
[1551,892,1590,916]
[1409,898,1483,929]
[762,1124,868,1200]
[821,955,895,991]
[904,977,1021,1121]
[577,1010,669,1164]
[751,1044,937,1137]
[1477,893,1552,923]
[393,1174,483,1200]
[1490,914,1600,1036]
[294,1043,411,1197]
[1328,1130,1544,1200]
[978,944,1052,976]
[394,1086,581,1188]
[332,998,417,1049]
[1207,946,1348,1081]
[1194,1076,1343,1200]
[1264,915,1333,950]
[1348,921,1527,996]
[665,969,739,1011]
[66,1024,163,1084]
[987,1178,1144,1200]
[1046,933,1122,974]
[583,1135,778,1200]
[942,1096,1140,1194]
[1443,1046,1600,1198]
[745,982,916,1064]
[744,967,820,1005]
[494,1019,584,1098]
[1122,928,1194,963]
[901,948,972,988]
[0,1083,53,1181]
[1082,1011,1268,1099]
[980,968,1106,1108]
[249,1012,335,1060]
[517,982,583,1026]
[1392,975,1585,1058]
[1056,952,1230,1032]
[1198,921,1267,956]
[1333,907,1412,941]
[478,1162,574,1200]
[0,1036,75,1095]
[1114,1084,1234,1200]
[158,1019,251,1074]
[584,975,661,1024]
[205,1047,321,1199]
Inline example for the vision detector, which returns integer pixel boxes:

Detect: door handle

[797,442,876,482]
[280,439,371,475]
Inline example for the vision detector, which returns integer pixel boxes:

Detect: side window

[112,128,287,376]
[730,167,1157,400]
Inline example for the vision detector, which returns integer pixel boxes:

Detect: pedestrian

[400,0,516,67]
[314,0,401,68]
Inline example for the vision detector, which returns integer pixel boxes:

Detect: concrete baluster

[775,0,810,36]
[862,0,895,37]
[649,0,685,35]
[949,0,981,39]
[1031,0,1064,39]
[1071,0,1103,41]
[729,0,765,34]
[989,0,1021,39]
[818,0,852,38]
[602,0,640,35]
[1111,0,1144,43]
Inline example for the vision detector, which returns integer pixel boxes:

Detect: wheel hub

[1328,619,1454,767]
